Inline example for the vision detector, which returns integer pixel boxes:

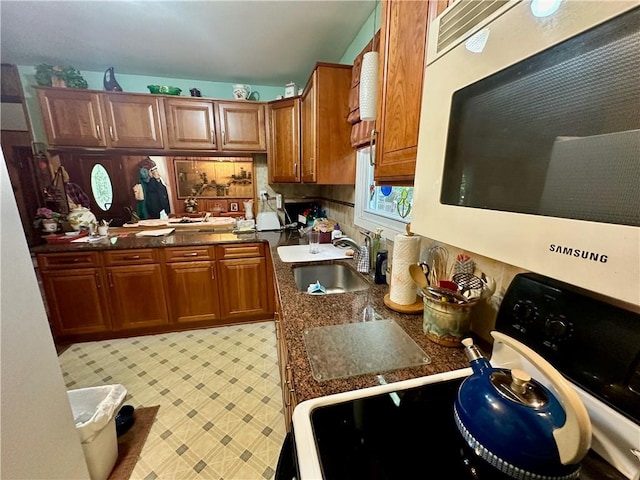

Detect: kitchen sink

[292,264,369,294]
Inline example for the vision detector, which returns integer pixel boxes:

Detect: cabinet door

[301,75,317,183]
[37,88,107,147]
[102,94,163,148]
[218,257,270,320]
[217,101,267,151]
[164,98,217,149]
[374,0,447,183]
[268,98,301,183]
[40,267,111,338]
[165,261,221,325]
[106,264,169,330]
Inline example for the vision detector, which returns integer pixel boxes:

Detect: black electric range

[280,273,640,480]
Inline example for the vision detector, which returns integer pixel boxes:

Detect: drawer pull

[124,255,141,260]
[58,258,81,264]
[96,124,102,140]
[184,252,199,257]
[210,265,215,280]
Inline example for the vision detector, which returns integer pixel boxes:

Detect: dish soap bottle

[331,223,343,241]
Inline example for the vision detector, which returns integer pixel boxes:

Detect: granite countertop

[30,228,268,253]
[271,232,469,404]
[33,226,469,404]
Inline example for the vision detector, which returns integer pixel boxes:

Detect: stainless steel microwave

[412,0,640,307]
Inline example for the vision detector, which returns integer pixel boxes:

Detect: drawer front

[103,249,158,266]
[38,252,101,269]
[163,246,214,262]
[216,243,264,259]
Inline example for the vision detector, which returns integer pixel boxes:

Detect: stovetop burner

[310,377,625,479]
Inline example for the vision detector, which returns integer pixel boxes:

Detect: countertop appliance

[278,273,640,480]
[411,0,640,306]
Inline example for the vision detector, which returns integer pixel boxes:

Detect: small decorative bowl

[147,85,182,95]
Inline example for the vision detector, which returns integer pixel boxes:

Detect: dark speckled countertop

[271,231,469,404]
[32,227,469,403]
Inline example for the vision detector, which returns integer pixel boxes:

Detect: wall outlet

[276,194,283,209]
[259,190,268,199]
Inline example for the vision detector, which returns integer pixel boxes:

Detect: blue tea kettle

[454,332,592,479]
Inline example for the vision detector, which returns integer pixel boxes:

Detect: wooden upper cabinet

[301,78,316,183]
[268,97,301,183]
[217,101,267,151]
[163,98,217,149]
[300,63,355,185]
[102,93,163,148]
[374,0,448,184]
[37,88,107,147]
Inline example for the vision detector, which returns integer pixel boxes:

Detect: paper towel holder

[383,293,423,314]
[382,262,423,314]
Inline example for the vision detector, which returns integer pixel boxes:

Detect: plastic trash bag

[67,384,127,444]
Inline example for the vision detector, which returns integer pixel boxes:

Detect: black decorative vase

[103,67,123,92]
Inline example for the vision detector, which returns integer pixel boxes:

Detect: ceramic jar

[68,207,97,231]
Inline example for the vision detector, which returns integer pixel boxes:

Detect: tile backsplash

[316,183,528,344]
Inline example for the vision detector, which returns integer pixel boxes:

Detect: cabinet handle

[58,258,81,264]
[96,273,101,288]
[183,252,198,257]
[210,265,215,280]
[369,129,377,166]
[109,125,115,141]
[96,124,102,140]
[108,272,114,287]
[211,130,216,144]
[124,255,141,260]
[222,129,226,144]
[293,162,297,176]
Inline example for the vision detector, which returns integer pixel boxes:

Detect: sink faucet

[332,237,362,252]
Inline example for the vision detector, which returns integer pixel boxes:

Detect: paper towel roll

[389,234,422,305]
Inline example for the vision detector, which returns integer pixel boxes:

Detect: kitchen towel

[389,234,421,305]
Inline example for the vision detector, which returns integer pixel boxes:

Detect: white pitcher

[232,84,251,100]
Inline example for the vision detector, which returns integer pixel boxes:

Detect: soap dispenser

[331,223,343,241]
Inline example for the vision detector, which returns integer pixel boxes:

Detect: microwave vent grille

[437,0,510,53]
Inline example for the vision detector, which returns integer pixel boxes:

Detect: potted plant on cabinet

[33,207,63,233]
[34,64,88,89]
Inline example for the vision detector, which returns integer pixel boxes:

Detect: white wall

[0,150,89,479]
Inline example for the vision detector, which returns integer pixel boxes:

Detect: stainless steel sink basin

[293,264,369,294]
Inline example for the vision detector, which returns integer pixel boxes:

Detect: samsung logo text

[549,245,608,263]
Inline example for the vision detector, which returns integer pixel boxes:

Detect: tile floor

[59,321,285,480]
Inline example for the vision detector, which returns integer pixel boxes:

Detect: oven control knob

[512,301,537,325]
[545,315,569,338]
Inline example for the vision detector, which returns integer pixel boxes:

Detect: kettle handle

[491,331,592,465]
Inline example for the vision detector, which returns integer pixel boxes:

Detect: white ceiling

[0,1,375,87]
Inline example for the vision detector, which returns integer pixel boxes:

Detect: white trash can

[67,384,127,480]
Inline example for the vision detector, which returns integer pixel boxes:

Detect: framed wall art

[173,158,254,199]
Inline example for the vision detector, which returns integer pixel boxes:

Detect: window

[90,163,113,211]
[354,147,413,241]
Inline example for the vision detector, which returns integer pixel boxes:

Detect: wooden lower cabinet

[165,261,221,325]
[40,267,111,337]
[106,263,169,330]
[37,242,274,343]
[275,311,297,432]
[218,256,270,320]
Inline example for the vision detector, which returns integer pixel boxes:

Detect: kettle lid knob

[510,368,531,395]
